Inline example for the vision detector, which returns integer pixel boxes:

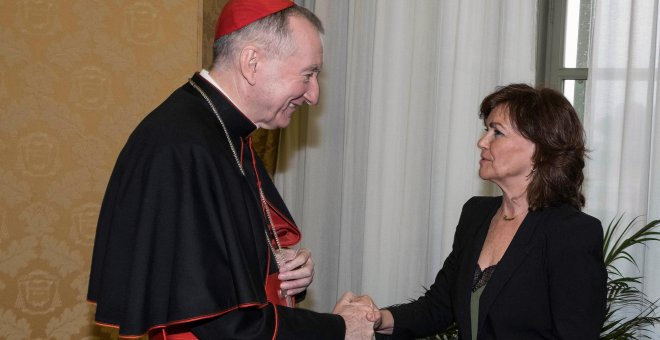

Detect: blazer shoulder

[463,196,501,212]
[546,205,601,227]
[541,205,603,242]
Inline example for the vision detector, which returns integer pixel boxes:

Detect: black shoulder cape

[87,73,344,339]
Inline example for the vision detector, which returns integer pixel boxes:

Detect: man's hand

[333,291,377,340]
[349,295,382,329]
[344,293,393,335]
[278,248,314,297]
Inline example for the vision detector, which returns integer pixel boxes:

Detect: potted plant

[600,216,660,339]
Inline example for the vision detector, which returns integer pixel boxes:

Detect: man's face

[253,16,323,129]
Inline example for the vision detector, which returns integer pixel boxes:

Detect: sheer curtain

[276,0,536,312]
[585,0,660,335]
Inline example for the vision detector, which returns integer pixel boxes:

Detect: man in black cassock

[87,0,374,339]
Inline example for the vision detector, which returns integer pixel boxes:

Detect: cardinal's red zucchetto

[215,0,295,40]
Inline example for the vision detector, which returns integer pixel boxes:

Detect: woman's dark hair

[479,83,586,210]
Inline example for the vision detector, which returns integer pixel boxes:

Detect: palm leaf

[600,216,660,339]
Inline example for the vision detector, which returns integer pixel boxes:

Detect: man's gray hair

[211,5,323,69]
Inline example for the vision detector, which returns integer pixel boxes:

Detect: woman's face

[477,105,536,189]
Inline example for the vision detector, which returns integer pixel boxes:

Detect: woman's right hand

[349,295,394,334]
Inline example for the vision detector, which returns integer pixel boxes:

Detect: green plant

[423,323,457,340]
[421,216,660,340]
[600,216,660,339]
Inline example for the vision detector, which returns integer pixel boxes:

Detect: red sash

[264,201,300,307]
[265,200,300,247]
[266,271,295,307]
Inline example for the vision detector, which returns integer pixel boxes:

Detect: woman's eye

[484,127,502,136]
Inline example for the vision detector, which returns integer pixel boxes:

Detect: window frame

[536,0,591,119]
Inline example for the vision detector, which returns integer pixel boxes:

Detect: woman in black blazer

[364,84,607,339]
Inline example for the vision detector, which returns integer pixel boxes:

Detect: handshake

[332,292,392,339]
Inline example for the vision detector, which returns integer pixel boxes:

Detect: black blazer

[383,196,607,340]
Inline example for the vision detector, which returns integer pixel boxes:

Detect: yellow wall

[0,1,227,338]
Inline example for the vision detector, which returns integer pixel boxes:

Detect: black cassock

[87,73,344,339]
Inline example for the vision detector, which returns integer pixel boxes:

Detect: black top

[379,196,607,340]
[472,264,496,292]
[87,73,344,339]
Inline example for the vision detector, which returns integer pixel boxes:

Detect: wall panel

[0,1,205,338]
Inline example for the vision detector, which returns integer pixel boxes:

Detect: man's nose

[304,78,320,105]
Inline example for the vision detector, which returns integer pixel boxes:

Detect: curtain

[585,0,660,334]
[276,0,536,312]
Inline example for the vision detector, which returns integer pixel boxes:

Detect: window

[537,0,593,120]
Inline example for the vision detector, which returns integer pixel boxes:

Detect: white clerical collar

[199,69,243,112]
[199,69,259,129]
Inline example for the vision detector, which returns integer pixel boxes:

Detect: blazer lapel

[476,208,548,332]
[455,198,500,338]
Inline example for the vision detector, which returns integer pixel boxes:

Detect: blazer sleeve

[546,211,607,339]
[381,197,485,339]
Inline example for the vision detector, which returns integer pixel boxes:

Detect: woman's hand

[333,292,376,340]
[347,294,394,334]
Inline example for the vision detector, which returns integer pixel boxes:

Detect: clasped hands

[276,249,386,339]
[333,292,385,340]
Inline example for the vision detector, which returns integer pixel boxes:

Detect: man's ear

[239,46,258,86]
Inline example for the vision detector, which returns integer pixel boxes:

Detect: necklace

[501,206,527,221]
[502,214,517,221]
[499,205,521,221]
[188,79,287,269]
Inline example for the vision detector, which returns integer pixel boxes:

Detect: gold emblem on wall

[71,66,112,110]
[17,0,60,36]
[70,203,100,247]
[20,202,58,235]
[16,132,60,178]
[16,270,61,315]
[0,69,7,101]
[0,208,8,244]
[123,2,162,45]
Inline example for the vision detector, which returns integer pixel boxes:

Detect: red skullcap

[215,0,295,40]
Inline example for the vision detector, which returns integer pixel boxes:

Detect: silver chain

[188,79,286,269]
